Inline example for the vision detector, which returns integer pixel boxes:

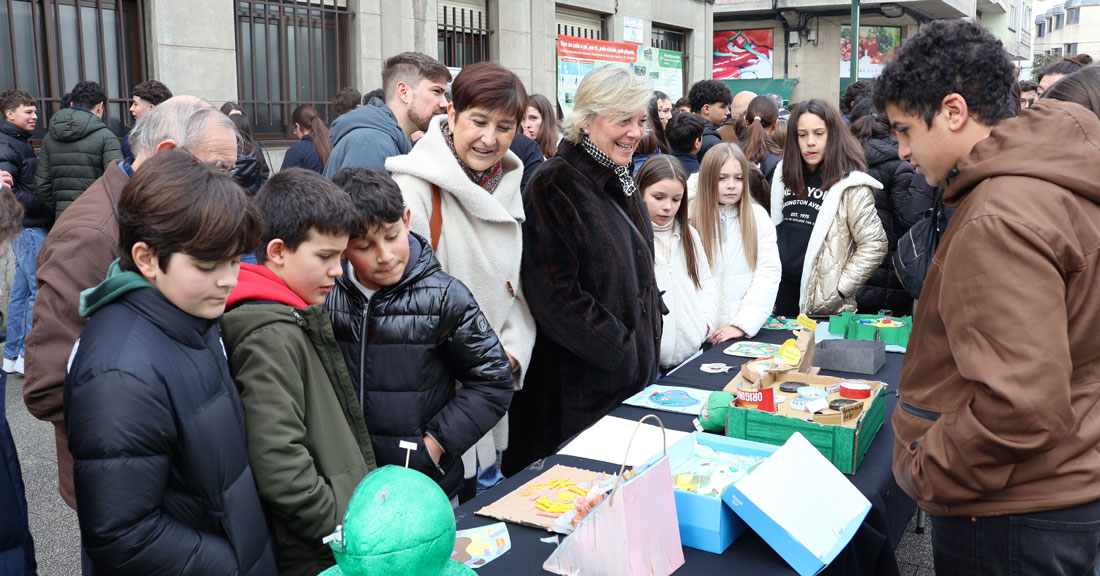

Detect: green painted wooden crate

[724,386,888,474]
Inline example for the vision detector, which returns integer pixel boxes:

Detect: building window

[1,0,144,139]
[235,0,349,137]
[1055,13,1063,29]
[438,1,489,69]
[556,6,604,40]
[1065,42,1077,54]
[1036,22,1044,37]
[1009,0,1017,31]
[1067,7,1080,24]
[651,26,686,53]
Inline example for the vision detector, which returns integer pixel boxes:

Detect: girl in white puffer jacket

[691,143,781,343]
[637,156,716,371]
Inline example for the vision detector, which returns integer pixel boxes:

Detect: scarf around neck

[441,119,504,194]
[580,135,638,197]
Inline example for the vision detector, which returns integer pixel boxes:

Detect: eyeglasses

[181,147,236,175]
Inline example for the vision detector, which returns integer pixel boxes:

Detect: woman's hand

[505,352,520,374]
[708,325,746,345]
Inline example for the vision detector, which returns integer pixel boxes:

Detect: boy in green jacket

[221,168,377,576]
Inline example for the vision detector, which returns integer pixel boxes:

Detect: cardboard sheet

[557,415,690,466]
[475,464,610,531]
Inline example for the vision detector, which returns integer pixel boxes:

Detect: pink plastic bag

[543,415,686,576]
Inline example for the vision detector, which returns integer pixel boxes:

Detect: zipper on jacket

[358,307,369,414]
[900,400,941,422]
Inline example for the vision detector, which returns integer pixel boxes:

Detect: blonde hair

[563,65,651,143]
[691,143,759,271]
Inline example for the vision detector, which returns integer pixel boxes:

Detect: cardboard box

[644,433,779,554]
[722,372,888,474]
[813,339,886,375]
[722,433,871,576]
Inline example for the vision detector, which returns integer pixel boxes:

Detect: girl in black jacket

[849,97,936,314]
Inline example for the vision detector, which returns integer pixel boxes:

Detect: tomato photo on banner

[713,30,774,80]
[839,26,901,78]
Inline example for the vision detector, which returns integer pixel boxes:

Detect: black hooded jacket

[325,232,514,498]
[0,120,49,228]
[65,282,276,576]
[856,137,936,314]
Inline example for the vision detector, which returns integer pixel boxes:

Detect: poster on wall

[556,35,683,117]
[840,26,901,77]
[713,30,774,80]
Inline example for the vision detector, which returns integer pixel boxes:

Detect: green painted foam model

[700,391,736,433]
[318,465,476,576]
[827,312,913,347]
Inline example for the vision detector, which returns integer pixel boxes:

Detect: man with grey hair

[23,96,237,512]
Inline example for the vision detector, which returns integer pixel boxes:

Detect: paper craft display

[723,433,872,575]
[722,340,781,358]
[622,384,712,414]
[739,357,792,383]
[761,316,802,330]
[557,415,690,466]
[669,442,767,497]
[646,432,779,553]
[475,464,611,531]
[826,312,912,348]
[543,416,685,576]
[450,523,511,568]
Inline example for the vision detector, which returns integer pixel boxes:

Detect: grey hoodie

[323,97,411,177]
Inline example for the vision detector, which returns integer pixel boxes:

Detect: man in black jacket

[326,168,513,500]
[688,79,732,163]
[1,90,46,376]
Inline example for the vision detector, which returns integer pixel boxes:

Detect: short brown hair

[0,89,34,114]
[451,61,528,125]
[382,52,451,102]
[132,80,173,106]
[332,86,362,117]
[118,150,262,272]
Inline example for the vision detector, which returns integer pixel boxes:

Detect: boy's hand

[424,435,443,465]
[0,170,12,191]
[505,352,519,374]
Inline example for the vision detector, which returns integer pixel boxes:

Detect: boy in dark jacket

[64,151,276,575]
[35,80,122,219]
[327,168,513,500]
[220,168,377,576]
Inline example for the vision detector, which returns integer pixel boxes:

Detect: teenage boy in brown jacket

[875,20,1100,575]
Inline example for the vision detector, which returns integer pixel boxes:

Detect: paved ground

[1,250,936,575]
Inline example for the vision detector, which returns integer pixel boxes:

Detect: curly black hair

[842,80,872,113]
[132,80,172,106]
[872,20,1015,128]
[69,80,106,110]
[688,79,732,113]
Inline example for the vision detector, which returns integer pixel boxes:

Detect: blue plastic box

[649,432,779,554]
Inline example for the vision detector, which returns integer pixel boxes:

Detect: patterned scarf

[580,135,638,197]
[441,120,504,194]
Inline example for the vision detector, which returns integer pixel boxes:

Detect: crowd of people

[1,17,1099,576]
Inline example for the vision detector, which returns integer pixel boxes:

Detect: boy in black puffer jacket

[327,168,514,501]
[64,151,276,575]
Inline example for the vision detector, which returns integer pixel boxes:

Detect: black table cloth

[456,328,916,575]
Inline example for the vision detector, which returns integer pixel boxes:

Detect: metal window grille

[1,0,144,140]
[235,0,349,137]
[438,5,489,68]
[651,27,685,53]
[556,22,602,39]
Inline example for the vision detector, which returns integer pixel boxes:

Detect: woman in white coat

[691,143,781,342]
[386,62,536,496]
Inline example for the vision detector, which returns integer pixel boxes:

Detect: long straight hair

[636,155,701,289]
[528,94,559,158]
[781,99,866,197]
[691,142,759,271]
